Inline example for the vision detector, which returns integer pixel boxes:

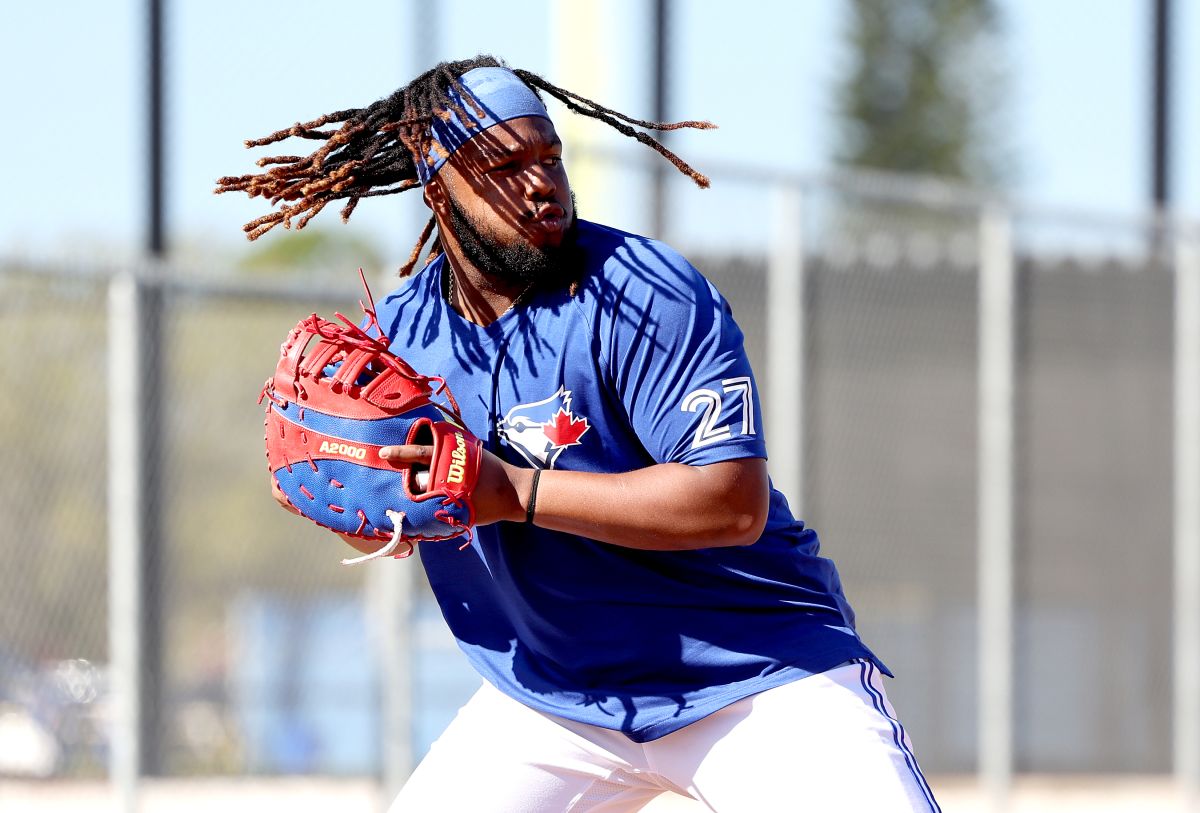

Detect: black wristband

[525,469,542,524]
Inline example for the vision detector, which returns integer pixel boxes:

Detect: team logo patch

[498,386,591,469]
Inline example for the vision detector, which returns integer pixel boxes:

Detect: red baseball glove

[260,278,483,564]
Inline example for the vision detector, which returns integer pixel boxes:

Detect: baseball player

[222,56,940,812]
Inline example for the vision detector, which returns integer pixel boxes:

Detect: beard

[445,192,581,289]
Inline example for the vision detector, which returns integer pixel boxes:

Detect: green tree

[835,0,1008,184]
[235,228,386,278]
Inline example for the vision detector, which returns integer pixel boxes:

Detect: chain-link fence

[2,166,1198,806]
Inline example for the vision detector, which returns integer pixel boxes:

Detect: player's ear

[423,178,448,215]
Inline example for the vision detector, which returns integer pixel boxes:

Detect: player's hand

[273,472,401,556]
[270,475,302,516]
[379,444,532,526]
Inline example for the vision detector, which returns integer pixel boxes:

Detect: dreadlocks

[214,55,715,277]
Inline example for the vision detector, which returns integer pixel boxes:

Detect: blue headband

[416,67,552,185]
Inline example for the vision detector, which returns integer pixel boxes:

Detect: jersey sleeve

[600,243,767,466]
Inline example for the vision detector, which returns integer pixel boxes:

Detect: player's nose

[523,164,557,199]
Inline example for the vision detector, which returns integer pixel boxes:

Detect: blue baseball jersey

[373,220,888,742]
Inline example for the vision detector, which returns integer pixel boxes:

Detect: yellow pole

[551,2,618,224]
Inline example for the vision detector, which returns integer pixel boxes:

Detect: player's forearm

[377,443,770,550]
[518,460,769,551]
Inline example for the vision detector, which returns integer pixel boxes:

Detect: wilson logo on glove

[447,432,469,485]
[259,272,483,564]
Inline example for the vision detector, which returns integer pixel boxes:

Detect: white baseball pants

[390,660,940,812]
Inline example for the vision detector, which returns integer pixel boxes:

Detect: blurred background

[1,1,1198,811]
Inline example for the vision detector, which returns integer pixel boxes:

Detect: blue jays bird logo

[498,386,591,469]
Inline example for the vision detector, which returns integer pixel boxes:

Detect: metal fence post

[1175,228,1200,809]
[978,205,1015,810]
[107,271,144,813]
[372,269,418,808]
[767,184,805,513]
[370,558,416,809]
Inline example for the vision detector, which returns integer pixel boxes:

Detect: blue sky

[1,0,1195,263]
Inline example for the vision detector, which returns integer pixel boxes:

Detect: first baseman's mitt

[260,284,483,564]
